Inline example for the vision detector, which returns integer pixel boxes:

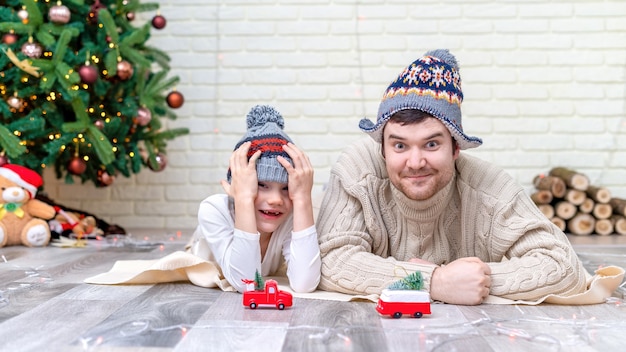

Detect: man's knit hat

[358,49,482,150]
[227,105,293,184]
[0,164,43,198]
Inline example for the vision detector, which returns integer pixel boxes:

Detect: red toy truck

[242,279,293,310]
[376,289,431,318]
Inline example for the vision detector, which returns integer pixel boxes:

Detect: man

[316,49,589,305]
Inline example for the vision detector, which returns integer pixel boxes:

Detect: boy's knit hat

[358,49,482,150]
[227,105,293,184]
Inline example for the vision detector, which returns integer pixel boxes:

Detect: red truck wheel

[413,312,423,318]
[392,312,402,319]
[277,303,285,310]
[249,302,257,309]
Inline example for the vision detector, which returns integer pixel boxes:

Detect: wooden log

[550,216,566,231]
[610,215,626,235]
[592,203,613,220]
[578,198,595,214]
[531,190,553,205]
[549,167,589,191]
[538,204,555,219]
[533,175,567,198]
[564,189,586,206]
[585,186,611,204]
[567,213,595,236]
[594,219,614,236]
[555,201,577,220]
[609,198,626,216]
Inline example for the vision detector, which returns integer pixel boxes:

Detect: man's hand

[430,257,491,305]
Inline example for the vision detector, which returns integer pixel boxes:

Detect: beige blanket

[84,250,624,305]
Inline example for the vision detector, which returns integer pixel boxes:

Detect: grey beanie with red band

[227,105,293,184]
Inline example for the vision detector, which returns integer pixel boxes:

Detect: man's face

[382,117,459,201]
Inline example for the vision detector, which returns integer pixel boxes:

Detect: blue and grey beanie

[358,49,482,150]
[227,105,293,184]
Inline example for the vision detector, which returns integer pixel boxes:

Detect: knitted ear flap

[227,105,293,184]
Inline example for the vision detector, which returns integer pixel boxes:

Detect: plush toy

[35,194,127,236]
[49,206,103,239]
[0,164,56,247]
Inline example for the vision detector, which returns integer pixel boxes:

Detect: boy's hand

[221,141,261,201]
[278,143,314,204]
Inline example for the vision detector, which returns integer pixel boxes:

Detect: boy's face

[254,181,292,236]
[382,117,459,201]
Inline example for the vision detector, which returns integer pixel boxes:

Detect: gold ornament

[116,60,133,80]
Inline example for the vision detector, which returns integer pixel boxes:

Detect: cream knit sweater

[317,137,588,301]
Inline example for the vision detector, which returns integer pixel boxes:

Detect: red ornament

[49,4,71,24]
[97,170,115,186]
[126,12,135,21]
[166,91,184,109]
[68,157,87,175]
[79,64,98,84]
[116,60,133,80]
[2,33,18,45]
[21,41,43,58]
[151,15,167,29]
[148,153,167,172]
[135,107,152,126]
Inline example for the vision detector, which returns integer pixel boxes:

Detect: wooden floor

[1,230,625,352]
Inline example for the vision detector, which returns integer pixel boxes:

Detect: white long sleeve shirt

[190,194,321,293]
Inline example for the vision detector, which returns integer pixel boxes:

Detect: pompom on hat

[0,164,43,198]
[227,105,293,184]
[359,49,482,150]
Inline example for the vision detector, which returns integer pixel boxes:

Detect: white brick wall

[42,1,626,231]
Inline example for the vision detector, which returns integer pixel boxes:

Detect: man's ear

[453,144,460,159]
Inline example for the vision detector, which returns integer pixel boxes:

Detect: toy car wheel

[277,303,285,310]
[413,312,423,318]
[392,312,402,319]
[249,302,257,309]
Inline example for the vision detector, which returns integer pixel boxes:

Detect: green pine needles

[254,270,265,291]
[387,271,424,290]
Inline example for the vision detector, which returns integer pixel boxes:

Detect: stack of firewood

[531,167,626,236]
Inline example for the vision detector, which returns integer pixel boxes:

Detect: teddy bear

[0,164,56,247]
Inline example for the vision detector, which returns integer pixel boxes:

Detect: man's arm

[485,191,588,301]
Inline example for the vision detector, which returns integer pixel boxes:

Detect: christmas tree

[387,271,424,290]
[0,0,188,187]
[254,270,265,291]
